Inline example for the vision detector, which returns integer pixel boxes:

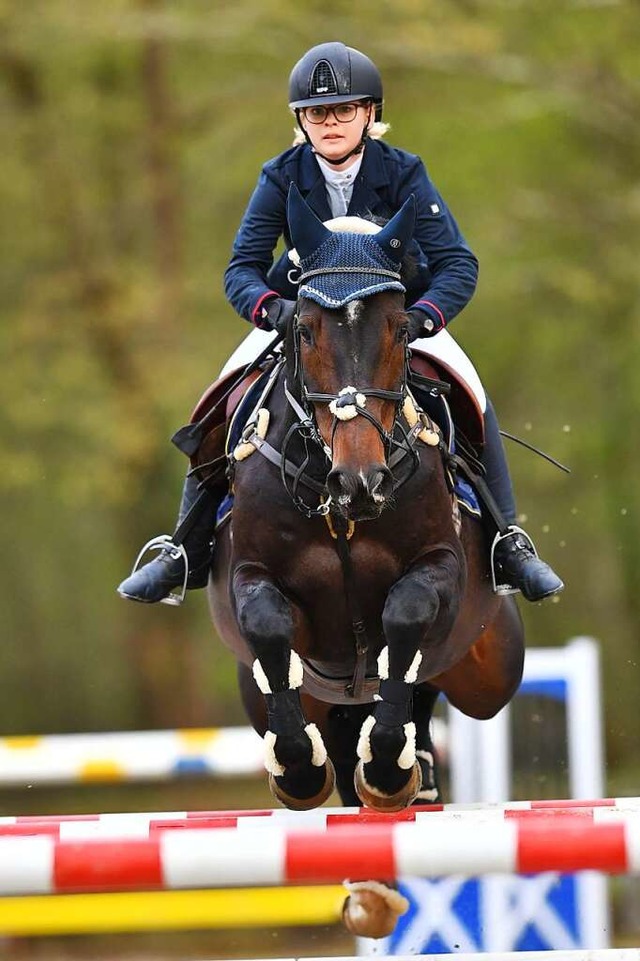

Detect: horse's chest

[295,539,397,588]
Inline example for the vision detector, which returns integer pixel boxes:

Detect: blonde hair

[292,120,390,147]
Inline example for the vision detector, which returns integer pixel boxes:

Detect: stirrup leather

[129,534,188,607]
[490,525,539,597]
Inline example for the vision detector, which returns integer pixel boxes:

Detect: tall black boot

[482,399,563,602]
[117,474,219,605]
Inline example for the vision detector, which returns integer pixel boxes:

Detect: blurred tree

[0,0,637,778]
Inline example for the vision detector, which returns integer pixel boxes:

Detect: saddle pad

[455,477,481,518]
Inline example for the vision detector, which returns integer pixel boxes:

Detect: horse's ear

[374,194,417,262]
[287,183,332,259]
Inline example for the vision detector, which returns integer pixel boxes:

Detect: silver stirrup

[129,534,189,607]
[490,525,539,597]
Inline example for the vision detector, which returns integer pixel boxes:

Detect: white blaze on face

[345,300,363,370]
[345,299,363,326]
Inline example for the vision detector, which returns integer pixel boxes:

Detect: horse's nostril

[327,466,392,508]
[327,468,353,501]
[368,466,393,503]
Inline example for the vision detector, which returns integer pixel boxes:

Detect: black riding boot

[117,474,219,605]
[482,400,564,602]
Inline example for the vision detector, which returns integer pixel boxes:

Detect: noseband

[304,382,408,456]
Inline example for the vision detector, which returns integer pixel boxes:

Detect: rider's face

[299,101,374,169]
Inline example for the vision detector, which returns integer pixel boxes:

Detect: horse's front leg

[355,548,462,811]
[233,564,335,810]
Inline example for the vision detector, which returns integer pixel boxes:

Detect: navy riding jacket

[224,138,478,334]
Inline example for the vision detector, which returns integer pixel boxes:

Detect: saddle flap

[166,368,265,476]
[409,352,484,449]
[190,367,263,429]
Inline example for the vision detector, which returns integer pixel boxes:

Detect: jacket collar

[297,140,390,221]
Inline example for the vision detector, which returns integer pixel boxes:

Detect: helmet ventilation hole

[310,60,338,97]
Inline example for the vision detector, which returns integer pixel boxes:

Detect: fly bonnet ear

[373,194,416,264]
[288,183,408,309]
[287,184,332,259]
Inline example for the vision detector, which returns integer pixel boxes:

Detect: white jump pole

[0,726,265,785]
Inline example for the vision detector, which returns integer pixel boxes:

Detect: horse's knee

[236,580,292,644]
[383,577,439,635]
[235,580,294,679]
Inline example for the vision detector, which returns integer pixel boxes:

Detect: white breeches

[218,326,486,413]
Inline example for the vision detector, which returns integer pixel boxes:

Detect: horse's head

[287,185,417,521]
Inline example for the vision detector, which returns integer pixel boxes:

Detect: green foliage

[0,1,638,773]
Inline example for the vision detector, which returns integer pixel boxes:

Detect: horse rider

[118,41,564,606]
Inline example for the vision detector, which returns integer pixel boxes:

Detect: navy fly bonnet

[287,184,416,309]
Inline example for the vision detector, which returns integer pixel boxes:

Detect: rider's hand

[405,308,436,342]
[263,298,297,336]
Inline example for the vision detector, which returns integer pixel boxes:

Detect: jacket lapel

[304,179,332,221]
[297,148,332,221]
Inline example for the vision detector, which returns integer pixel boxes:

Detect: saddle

[182,363,270,476]
[409,351,484,450]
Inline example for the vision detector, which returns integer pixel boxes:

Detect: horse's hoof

[268,758,336,811]
[353,759,421,812]
[342,881,409,938]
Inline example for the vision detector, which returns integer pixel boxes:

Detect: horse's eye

[397,323,409,343]
[296,323,313,345]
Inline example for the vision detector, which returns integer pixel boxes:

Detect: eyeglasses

[301,102,366,124]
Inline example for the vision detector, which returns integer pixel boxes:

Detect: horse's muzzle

[326,465,394,520]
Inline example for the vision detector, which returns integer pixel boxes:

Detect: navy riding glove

[264,298,297,336]
[405,308,436,342]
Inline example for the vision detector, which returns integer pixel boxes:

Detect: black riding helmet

[289,42,384,122]
[289,43,383,166]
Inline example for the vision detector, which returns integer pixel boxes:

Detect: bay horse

[206,185,524,821]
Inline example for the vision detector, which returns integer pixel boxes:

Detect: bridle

[280,299,445,518]
[226,292,450,699]
[276,297,449,698]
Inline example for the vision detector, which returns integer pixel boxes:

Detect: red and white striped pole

[1,798,640,838]
[0,817,639,896]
